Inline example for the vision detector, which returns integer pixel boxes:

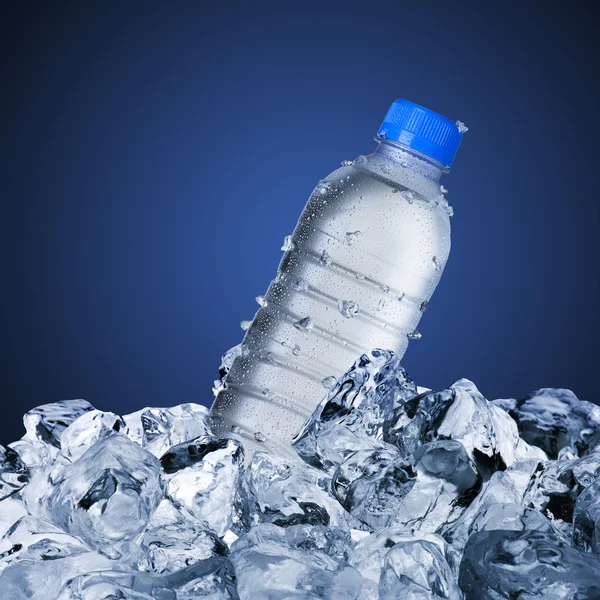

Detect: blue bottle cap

[377,99,463,167]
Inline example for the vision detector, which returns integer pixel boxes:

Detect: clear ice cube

[572,476,600,553]
[241,451,351,530]
[230,523,362,600]
[47,434,162,557]
[494,388,600,458]
[161,436,243,536]
[459,528,600,599]
[0,444,29,500]
[22,399,95,448]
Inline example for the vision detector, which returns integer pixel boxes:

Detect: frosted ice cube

[493,388,600,458]
[161,436,243,536]
[378,538,462,600]
[241,451,351,530]
[293,349,416,473]
[0,444,29,500]
[23,399,95,448]
[47,434,162,557]
[332,447,416,529]
[60,409,125,461]
[230,524,362,600]
[459,528,600,599]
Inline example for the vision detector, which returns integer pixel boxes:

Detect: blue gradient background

[1,1,598,444]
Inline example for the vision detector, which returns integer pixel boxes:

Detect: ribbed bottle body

[211,144,451,458]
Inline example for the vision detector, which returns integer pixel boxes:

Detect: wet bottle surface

[210,100,464,459]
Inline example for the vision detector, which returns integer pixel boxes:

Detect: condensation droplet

[316,180,332,195]
[212,378,226,397]
[407,331,422,340]
[255,295,267,307]
[379,284,390,293]
[254,431,267,442]
[377,299,386,311]
[240,320,252,331]
[291,278,309,292]
[338,300,360,318]
[440,185,448,194]
[319,250,333,267]
[341,159,353,166]
[322,376,337,390]
[292,344,301,357]
[231,425,241,434]
[456,120,469,134]
[432,256,442,271]
[420,301,429,312]
[281,235,295,251]
[397,292,406,302]
[401,190,415,204]
[293,317,314,332]
[345,230,362,245]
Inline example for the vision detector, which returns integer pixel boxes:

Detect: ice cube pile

[2,349,600,599]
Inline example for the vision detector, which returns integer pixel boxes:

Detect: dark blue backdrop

[1,1,598,444]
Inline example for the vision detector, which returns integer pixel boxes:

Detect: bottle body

[211,141,452,458]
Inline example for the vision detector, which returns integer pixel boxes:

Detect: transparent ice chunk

[293,349,416,473]
[230,523,362,600]
[23,399,95,448]
[349,527,453,600]
[331,447,416,529]
[47,434,162,557]
[494,388,600,458]
[378,538,462,599]
[60,409,125,461]
[161,436,243,536]
[0,444,29,500]
[8,438,58,473]
[572,476,600,553]
[123,403,212,457]
[459,528,600,599]
[241,451,350,530]
[0,550,114,600]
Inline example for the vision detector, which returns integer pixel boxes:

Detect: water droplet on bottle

[231,425,241,434]
[341,159,353,166]
[292,344,301,356]
[281,235,295,251]
[293,316,314,332]
[254,431,267,442]
[446,205,454,217]
[379,284,390,293]
[432,256,442,271]
[391,188,399,194]
[345,230,362,245]
[322,376,337,390]
[407,331,422,340]
[401,161,409,168]
[240,320,252,331]
[316,180,332,195]
[255,295,267,307]
[355,272,365,280]
[377,299,386,311]
[401,190,415,204]
[338,300,359,318]
[420,301,429,312]
[319,250,332,267]
[440,185,448,194]
[456,120,469,133]
[291,278,308,291]
[397,292,406,302]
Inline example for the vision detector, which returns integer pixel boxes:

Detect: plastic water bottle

[211,99,464,459]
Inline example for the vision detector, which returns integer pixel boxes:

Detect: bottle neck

[374,138,447,183]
